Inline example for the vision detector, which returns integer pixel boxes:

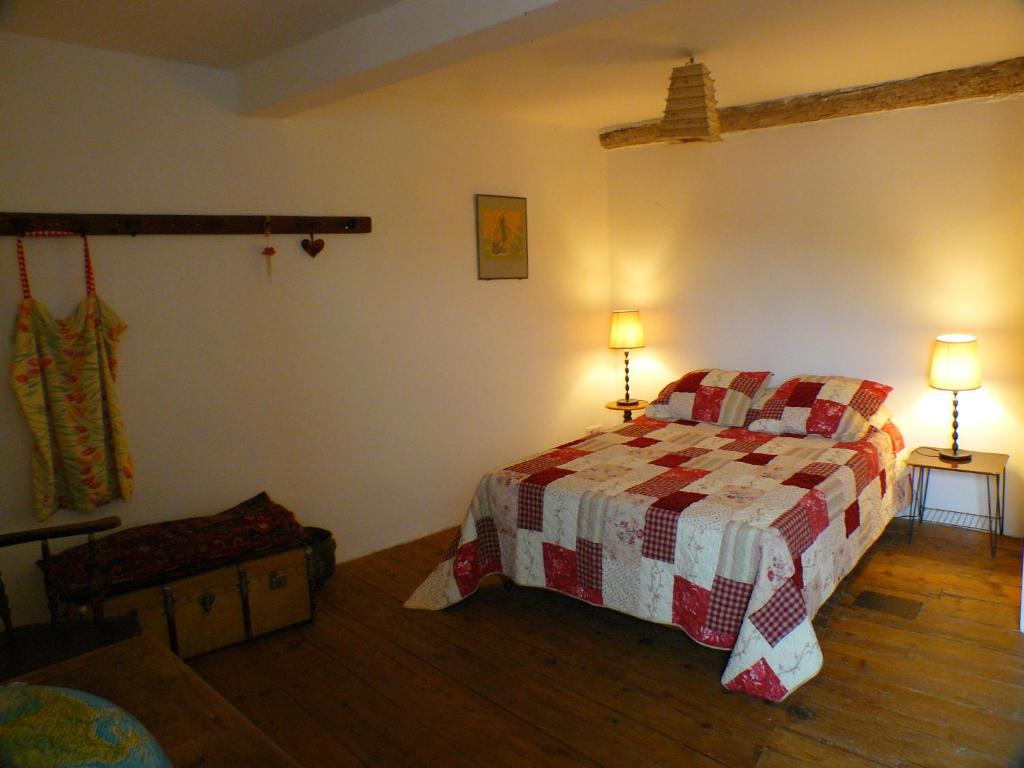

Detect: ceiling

[0,0,405,69]
[378,0,1024,130]
[2,0,1022,131]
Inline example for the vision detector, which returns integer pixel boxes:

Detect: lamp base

[616,398,640,407]
[938,449,972,463]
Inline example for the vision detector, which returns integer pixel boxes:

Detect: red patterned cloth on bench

[50,492,307,601]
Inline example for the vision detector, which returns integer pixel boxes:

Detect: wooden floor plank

[822,611,1024,689]
[270,635,483,767]
[781,680,1005,768]
[832,588,1024,658]
[189,652,364,768]
[389,540,1015,768]
[365,547,775,767]
[306,605,600,767]
[791,653,1014,766]
[812,661,1018,757]
[191,634,471,768]
[846,558,1018,604]
[757,727,896,768]
[187,519,1024,768]
[335,568,729,767]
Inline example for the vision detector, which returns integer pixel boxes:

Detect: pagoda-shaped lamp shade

[609,310,645,406]
[929,334,981,462]
[658,61,720,142]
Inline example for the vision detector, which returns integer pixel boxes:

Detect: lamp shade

[658,62,721,142]
[929,334,981,391]
[609,310,645,349]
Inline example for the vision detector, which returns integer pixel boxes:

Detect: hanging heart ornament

[301,237,325,257]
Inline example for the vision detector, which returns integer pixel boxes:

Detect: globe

[0,684,172,768]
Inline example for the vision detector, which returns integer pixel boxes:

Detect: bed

[406,370,912,701]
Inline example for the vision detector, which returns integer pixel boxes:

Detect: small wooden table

[606,399,649,423]
[7,635,299,767]
[906,447,1008,556]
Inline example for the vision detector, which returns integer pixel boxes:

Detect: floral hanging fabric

[10,232,134,520]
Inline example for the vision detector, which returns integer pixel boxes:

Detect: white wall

[0,33,613,620]
[608,97,1024,535]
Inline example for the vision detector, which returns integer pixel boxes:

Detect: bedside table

[906,447,1008,556]
[605,399,649,423]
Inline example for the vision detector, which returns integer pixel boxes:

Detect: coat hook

[301,232,325,257]
[262,218,276,278]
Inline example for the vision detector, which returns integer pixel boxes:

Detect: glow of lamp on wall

[609,310,645,407]
[928,334,981,463]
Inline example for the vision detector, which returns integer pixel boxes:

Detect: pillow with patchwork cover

[865,403,905,453]
[747,374,892,440]
[646,368,772,427]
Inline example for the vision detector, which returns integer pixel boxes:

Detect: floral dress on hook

[10,232,133,520]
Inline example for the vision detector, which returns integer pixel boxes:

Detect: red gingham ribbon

[16,230,95,300]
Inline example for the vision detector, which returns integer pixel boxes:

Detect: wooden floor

[190,520,1024,768]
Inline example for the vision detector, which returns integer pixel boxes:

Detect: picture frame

[475,194,528,280]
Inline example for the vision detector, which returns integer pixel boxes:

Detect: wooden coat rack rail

[0,212,371,238]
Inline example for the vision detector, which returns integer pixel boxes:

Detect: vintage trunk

[65,544,317,659]
[50,493,333,660]
[245,548,313,638]
[168,565,249,659]
[104,585,170,648]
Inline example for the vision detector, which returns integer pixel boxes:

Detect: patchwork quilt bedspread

[406,415,911,701]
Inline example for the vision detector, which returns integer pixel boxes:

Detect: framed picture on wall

[476,194,528,279]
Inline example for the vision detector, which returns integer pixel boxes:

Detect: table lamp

[929,334,981,462]
[609,310,645,407]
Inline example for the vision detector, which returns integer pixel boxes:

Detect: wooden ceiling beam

[600,56,1024,149]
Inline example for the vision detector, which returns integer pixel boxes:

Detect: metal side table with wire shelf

[905,446,1008,556]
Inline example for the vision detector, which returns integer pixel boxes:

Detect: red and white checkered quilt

[406,415,911,702]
